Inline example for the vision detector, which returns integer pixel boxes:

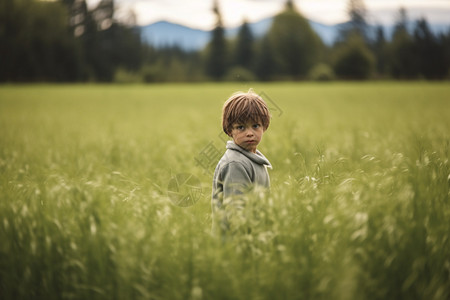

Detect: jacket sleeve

[220,162,252,201]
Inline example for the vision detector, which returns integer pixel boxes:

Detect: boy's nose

[246,129,254,136]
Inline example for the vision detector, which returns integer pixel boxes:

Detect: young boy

[211,89,272,234]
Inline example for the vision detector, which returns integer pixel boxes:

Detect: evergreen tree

[91,0,114,31]
[332,0,374,79]
[285,0,295,11]
[349,0,368,38]
[85,0,115,81]
[205,0,227,80]
[388,7,418,79]
[371,25,387,77]
[254,36,276,81]
[338,0,368,42]
[393,7,409,35]
[267,0,323,79]
[413,18,447,79]
[439,30,450,79]
[233,20,254,70]
[62,0,89,37]
[333,33,375,79]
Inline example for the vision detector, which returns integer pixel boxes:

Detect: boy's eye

[253,124,261,129]
[237,125,245,130]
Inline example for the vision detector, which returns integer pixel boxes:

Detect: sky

[88,0,450,30]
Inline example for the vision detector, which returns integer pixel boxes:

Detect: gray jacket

[211,141,271,232]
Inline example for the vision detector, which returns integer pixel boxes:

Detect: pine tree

[267,0,323,79]
[393,7,409,36]
[334,34,375,79]
[348,0,368,39]
[233,20,254,70]
[338,0,368,43]
[254,36,276,81]
[413,18,447,79]
[389,7,418,79]
[205,0,227,80]
[372,26,387,77]
[332,0,374,79]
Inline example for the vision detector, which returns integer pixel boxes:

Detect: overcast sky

[88,0,450,29]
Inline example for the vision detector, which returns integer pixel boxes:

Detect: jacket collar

[226,141,272,168]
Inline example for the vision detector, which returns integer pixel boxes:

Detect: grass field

[1,82,449,299]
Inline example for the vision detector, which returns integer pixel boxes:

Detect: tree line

[206,0,450,81]
[1,0,449,82]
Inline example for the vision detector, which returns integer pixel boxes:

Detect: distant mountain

[140,21,210,51]
[225,17,273,38]
[140,17,338,50]
[140,18,449,51]
[140,18,276,51]
[309,20,338,45]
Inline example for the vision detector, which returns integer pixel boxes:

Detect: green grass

[0,82,449,299]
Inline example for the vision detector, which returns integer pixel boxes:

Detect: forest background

[1,0,450,83]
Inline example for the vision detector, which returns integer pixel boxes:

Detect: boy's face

[229,119,265,153]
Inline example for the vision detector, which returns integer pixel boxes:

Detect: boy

[211,89,272,234]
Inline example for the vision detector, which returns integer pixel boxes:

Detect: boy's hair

[222,89,271,136]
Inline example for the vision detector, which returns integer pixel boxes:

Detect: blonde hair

[222,89,271,135]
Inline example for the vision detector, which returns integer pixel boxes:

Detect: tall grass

[0,82,449,299]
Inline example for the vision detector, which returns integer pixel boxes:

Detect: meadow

[0,82,449,300]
